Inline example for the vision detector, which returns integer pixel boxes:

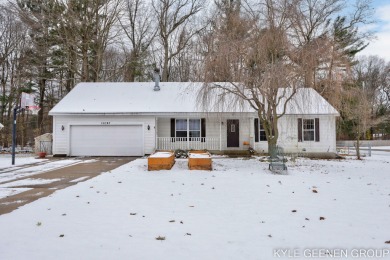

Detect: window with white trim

[175,119,201,140]
[189,119,201,138]
[303,119,315,141]
[176,119,187,138]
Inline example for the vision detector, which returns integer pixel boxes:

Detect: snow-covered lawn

[0,153,389,259]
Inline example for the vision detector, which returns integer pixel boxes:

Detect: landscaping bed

[148,151,175,171]
[188,150,212,170]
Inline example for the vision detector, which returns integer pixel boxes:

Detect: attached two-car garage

[69,125,144,156]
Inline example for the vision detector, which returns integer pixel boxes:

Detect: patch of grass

[36,222,42,226]
[155,236,165,241]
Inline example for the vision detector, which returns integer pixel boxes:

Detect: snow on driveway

[0,178,62,188]
[0,156,84,200]
[0,155,46,169]
[0,157,82,183]
[0,188,32,200]
[0,154,389,259]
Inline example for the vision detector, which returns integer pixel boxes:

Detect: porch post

[187,117,189,150]
[155,117,157,151]
[219,117,222,151]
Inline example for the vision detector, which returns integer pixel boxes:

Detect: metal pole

[12,107,17,165]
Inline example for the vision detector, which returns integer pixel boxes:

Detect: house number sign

[101,122,111,125]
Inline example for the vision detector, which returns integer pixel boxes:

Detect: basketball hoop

[26,106,41,115]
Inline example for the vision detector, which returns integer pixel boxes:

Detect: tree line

[0,0,389,149]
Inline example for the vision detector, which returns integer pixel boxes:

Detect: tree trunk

[356,126,361,160]
[267,137,278,158]
[162,40,169,82]
[37,77,46,135]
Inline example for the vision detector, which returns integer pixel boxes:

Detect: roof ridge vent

[153,68,160,91]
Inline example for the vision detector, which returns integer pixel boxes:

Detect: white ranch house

[49,82,339,156]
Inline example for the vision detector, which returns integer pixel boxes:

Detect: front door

[227,119,239,147]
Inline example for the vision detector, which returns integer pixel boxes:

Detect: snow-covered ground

[0,152,389,259]
[0,154,46,169]
[0,156,82,183]
[0,178,62,188]
[0,155,84,200]
[0,187,32,200]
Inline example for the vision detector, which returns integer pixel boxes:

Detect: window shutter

[254,118,259,142]
[298,118,302,142]
[170,118,175,141]
[315,118,320,142]
[201,118,206,142]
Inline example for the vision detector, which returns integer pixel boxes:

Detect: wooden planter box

[188,150,212,171]
[148,151,175,171]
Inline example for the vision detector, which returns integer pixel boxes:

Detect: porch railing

[156,137,220,151]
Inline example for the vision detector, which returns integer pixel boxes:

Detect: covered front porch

[154,115,253,151]
[156,137,220,150]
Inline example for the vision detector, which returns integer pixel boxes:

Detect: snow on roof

[278,87,339,115]
[49,82,339,115]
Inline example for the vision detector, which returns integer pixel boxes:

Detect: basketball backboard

[21,92,35,108]
[21,92,40,114]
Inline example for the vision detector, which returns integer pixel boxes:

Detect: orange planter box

[188,150,212,171]
[148,151,175,171]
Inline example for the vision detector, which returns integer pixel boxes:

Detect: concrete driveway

[0,157,137,215]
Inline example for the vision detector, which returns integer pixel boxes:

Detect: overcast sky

[358,0,390,61]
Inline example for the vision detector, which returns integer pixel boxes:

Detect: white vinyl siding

[254,115,337,153]
[52,113,337,155]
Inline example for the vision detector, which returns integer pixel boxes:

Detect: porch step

[210,150,252,157]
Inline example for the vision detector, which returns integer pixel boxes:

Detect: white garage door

[70,125,143,156]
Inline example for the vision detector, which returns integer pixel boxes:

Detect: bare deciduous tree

[58,0,122,83]
[200,0,305,151]
[15,0,63,133]
[340,81,371,159]
[120,0,156,81]
[152,0,205,81]
[0,4,29,146]
[353,55,390,139]
[289,0,375,109]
